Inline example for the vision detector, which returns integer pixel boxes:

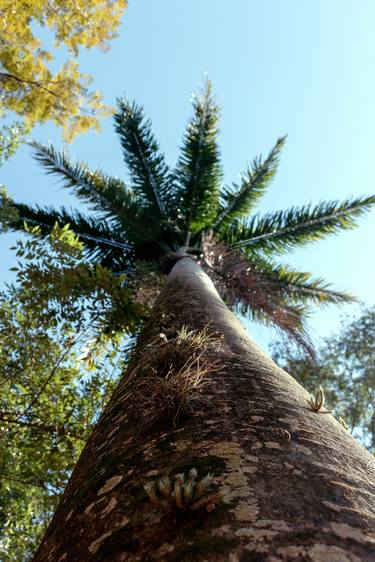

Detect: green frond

[226,196,375,253]
[248,256,356,306]
[213,136,286,231]
[29,141,140,221]
[173,79,222,239]
[28,141,172,253]
[114,99,170,218]
[10,203,133,270]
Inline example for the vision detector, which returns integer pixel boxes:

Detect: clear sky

[1,0,375,350]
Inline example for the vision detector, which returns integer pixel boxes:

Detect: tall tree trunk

[33,258,375,562]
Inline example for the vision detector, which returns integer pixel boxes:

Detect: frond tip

[114,99,170,217]
[214,136,286,230]
[173,79,222,236]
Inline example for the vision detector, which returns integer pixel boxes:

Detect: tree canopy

[8,81,375,351]
[0,0,127,141]
[0,120,28,233]
[0,223,147,560]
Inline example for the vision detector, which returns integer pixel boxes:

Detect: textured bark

[33,258,375,562]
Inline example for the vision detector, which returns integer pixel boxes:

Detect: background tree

[0,120,28,233]
[272,305,375,453]
[0,0,127,141]
[0,224,146,560]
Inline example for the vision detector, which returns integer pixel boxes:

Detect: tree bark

[33,258,375,562]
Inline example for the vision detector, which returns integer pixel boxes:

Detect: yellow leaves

[0,0,127,141]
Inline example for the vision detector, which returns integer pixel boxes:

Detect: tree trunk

[33,258,375,562]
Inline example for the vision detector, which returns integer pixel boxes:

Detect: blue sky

[1,0,375,350]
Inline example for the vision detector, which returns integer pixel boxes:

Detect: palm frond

[114,99,170,218]
[28,141,171,251]
[173,80,222,239]
[29,141,140,221]
[11,203,133,269]
[225,196,375,253]
[213,136,286,231]
[247,255,356,306]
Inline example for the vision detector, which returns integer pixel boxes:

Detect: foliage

[0,224,144,560]
[272,305,375,452]
[8,80,375,351]
[0,0,127,141]
[0,119,29,232]
[0,120,29,166]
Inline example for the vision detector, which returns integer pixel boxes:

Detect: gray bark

[33,258,375,561]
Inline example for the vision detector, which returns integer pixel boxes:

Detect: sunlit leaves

[0,120,27,233]
[114,100,170,218]
[0,0,127,140]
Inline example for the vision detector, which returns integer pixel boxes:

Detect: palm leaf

[11,203,133,269]
[114,99,169,218]
[173,80,222,240]
[213,136,286,231]
[226,196,375,253]
[29,141,140,221]
[246,255,356,306]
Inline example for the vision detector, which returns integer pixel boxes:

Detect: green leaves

[0,187,19,234]
[225,196,375,254]
[245,255,356,307]
[272,305,375,452]
[114,99,170,218]
[173,80,222,237]
[29,141,139,221]
[214,136,286,231]
[0,225,150,559]
[10,203,133,270]
[0,121,29,166]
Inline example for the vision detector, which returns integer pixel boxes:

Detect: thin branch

[0,474,60,494]
[16,316,100,421]
[0,71,60,98]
